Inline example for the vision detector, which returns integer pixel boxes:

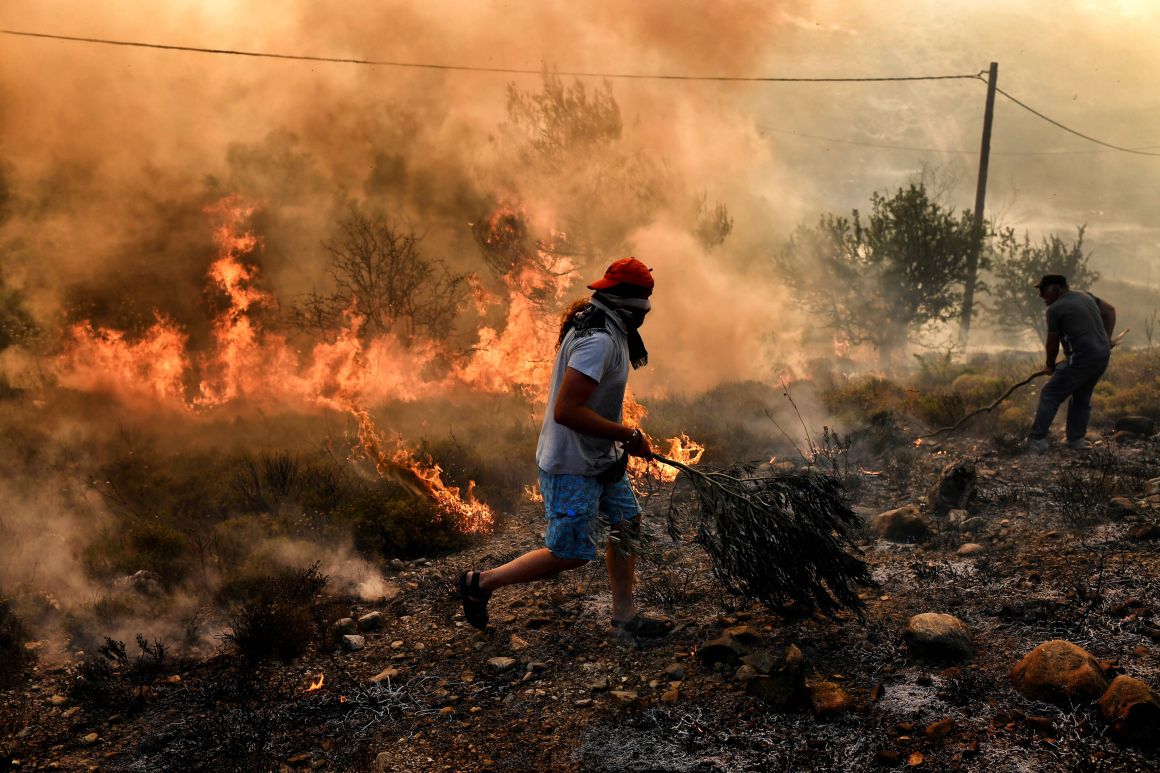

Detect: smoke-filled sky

[3,0,1159,391]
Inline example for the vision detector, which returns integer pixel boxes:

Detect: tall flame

[54,198,699,530]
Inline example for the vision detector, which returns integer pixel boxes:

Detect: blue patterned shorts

[538,470,641,561]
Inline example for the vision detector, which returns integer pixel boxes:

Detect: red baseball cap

[587,257,654,290]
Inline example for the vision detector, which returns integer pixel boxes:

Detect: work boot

[1067,437,1090,451]
[1029,437,1049,454]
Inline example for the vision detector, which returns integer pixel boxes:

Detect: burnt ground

[4,433,1160,772]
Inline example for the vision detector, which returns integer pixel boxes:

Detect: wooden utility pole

[958,61,998,350]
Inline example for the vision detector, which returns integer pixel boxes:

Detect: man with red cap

[459,257,673,637]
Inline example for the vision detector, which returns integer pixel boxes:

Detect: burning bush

[220,562,330,662]
[0,596,35,688]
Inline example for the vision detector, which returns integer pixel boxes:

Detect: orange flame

[53,198,698,531]
[623,391,706,483]
[306,674,325,692]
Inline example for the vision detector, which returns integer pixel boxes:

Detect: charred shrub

[230,451,301,513]
[71,635,169,713]
[0,596,35,688]
[636,564,706,611]
[220,563,329,662]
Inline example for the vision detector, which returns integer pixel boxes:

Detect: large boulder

[904,613,974,662]
[1010,640,1109,704]
[1098,675,1160,745]
[1114,416,1155,437]
[870,505,932,543]
[925,458,977,515]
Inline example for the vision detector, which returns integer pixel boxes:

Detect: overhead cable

[0,29,984,83]
[993,86,1160,157]
[758,125,1138,156]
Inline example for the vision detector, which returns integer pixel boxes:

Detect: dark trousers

[1030,355,1109,442]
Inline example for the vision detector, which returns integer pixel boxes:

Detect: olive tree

[776,184,977,361]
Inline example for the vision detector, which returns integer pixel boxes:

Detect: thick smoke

[2,1,1157,650]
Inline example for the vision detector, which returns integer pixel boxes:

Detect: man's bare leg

[607,520,638,623]
[475,548,586,593]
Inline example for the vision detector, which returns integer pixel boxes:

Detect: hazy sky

[2,1,1159,382]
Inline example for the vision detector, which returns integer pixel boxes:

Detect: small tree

[989,226,1097,342]
[502,72,666,270]
[776,184,977,361]
[292,206,468,341]
[692,192,734,251]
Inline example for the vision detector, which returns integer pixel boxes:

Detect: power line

[757,125,1140,156]
[0,29,984,83]
[6,28,1157,157]
[993,85,1160,157]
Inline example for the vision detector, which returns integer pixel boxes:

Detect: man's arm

[1097,298,1117,340]
[554,367,651,457]
[1044,331,1061,373]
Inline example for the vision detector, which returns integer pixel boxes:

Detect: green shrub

[82,519,191,584]
[335,485,471,559]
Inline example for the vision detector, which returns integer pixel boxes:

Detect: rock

[870,505,932,543]
[663,663,686,680]
[1106,497,1137,520]
[947,509,970,528]
[509,634,531,651]
[333,618,359,636]
[48,694,68,706]
[487,657,518,673]
[723,625,763,650]
[574,698,593,707]
[389,558,406,571]
[956,543,985,557]
[81,732,99,745]
[610,690,639,705]
[745,644,806,710]
[661,686,681,703]
[904,613,974,661]
[369,667,399,683]
[341,634,366,651]
[1146,478,1160,497]
[924,718,954,739]
[1129,523,1160,541]
[734,664,759,683]
[357,612,384,632]
[808,681,854,719]
[925,458,977,515]
[740,650,778,674]
[1114,416,1155,436]
[696,625,763,669]
[115,570,164,597]
[589,677,609,692]
[1010,640,1109,704]
[1098,675,1160,745]
[961,516,988,533]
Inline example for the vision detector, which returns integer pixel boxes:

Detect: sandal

[610,614,674,638]
[458,570,491,630]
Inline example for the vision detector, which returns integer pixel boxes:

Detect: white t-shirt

[535,311,630,476]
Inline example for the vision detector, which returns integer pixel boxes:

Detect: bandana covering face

[592,291,650,369]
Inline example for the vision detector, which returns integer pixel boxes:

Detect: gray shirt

[1047,290,1110,362]
[535,302,630,476]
